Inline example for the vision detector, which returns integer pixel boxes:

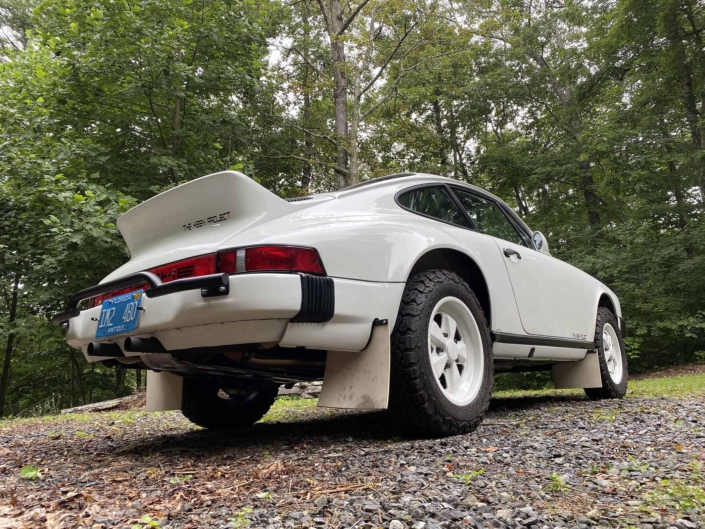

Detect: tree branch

[257,152,346,173]
[316,0,332,32]
[338,0,372,35]
[360,20,419,97]
[143,91,169,151]
[361,47,473,122]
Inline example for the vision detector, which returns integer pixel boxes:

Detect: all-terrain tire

[181,377,278,430]
[389,269,493,436]
[584,307,628,400]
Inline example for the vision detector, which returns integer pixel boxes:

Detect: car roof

[325,172,534,236]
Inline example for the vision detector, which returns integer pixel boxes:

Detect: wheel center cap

[447,341,459,361]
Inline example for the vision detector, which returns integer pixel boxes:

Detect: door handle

[503,248,522,259]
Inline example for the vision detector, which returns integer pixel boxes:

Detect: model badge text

[183,211,230,232]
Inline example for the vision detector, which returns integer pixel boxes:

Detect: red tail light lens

[217,246,325,275]
[88,254,217,308]
[88,246,324,308]
[150,254,216,281]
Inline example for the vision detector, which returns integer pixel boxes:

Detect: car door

[451,188,588,340]
[395,184,527,336]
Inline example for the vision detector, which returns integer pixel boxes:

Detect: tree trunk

[302,72,313,190]
[171,96,182,182]
[68,347,86,404]
[88,363,95,402]
[330,7,349,189]
[580,159,601,231]
[0,273,20,417]
[526,47,601,233]
[136,369,142,391]
[300,10,314,191]
[432,95,449,168]
[664,137,694,260]
[662,0,704,203]
[317,0,351,189]
[513,186,530,217]
[331,47,349,189]
[448,105,469,180]
[348,94,360,185]
[114,366,126,396]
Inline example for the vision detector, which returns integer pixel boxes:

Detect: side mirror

[532,231,550,255]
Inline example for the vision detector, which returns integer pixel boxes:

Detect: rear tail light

[88,254,217,308]
[217,246,325,275]
[88,246,324,308]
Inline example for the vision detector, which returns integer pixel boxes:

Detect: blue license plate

[95,290,143,338]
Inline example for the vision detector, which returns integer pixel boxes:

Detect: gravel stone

[676,520,697,529]
[1,394,704,529]
[313,496,328,508]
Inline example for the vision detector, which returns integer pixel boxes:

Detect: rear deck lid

[106,171,330,281]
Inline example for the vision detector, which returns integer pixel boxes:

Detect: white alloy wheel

[428,296,485,406]
[602,323,623,384]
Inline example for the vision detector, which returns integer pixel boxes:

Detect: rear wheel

[181,377,278,430]
[390,270,493,436]
[584,307,628,400]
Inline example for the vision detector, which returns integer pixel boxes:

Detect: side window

[453,189,527,246]
[398,187,471,228]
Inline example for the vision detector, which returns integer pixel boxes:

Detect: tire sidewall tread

[390,269,493,436]
[182,377,278,430]
[585,307,628,400]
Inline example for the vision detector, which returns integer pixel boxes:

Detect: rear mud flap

[318,324,390,409]
[552,351,602,389]
[146,371,184,412]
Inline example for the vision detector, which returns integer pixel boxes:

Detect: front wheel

[390,270,493,436]
[181,377,278,429]
[584,307,628,400]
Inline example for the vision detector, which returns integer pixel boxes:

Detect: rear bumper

[51,271,230,326]
[62,273,404,359]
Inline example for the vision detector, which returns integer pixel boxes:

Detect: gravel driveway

[0,393,703,529]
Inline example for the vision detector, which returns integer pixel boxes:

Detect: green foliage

[546,473,570,494]
[0,0,704,416]
[453,468,485,485]
[19,464,40,479]
[228,507,253,529]
[133,515,162,529]
[169,474,193,484]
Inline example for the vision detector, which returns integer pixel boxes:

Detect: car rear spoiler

[51,271,229,326]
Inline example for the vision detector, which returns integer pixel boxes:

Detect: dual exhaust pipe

[87,337,166,357]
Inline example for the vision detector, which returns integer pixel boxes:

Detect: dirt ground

[0,381,703,529]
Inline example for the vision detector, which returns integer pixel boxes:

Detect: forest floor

[1,371,704,529]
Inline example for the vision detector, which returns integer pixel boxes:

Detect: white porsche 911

[53,171,628,435]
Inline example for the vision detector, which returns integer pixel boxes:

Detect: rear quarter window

[397,187,470,228]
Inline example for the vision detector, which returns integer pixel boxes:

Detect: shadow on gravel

[119,393,589,458]
[489,393,587,412]
[122,410,408,458]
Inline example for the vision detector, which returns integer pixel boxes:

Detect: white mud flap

[552,351,602,389]
[318,324,390,409]
[146,371,183,412]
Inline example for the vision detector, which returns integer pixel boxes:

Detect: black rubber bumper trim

[290,274,335,323]
[492,331,595,350]
[51,272,229,326]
